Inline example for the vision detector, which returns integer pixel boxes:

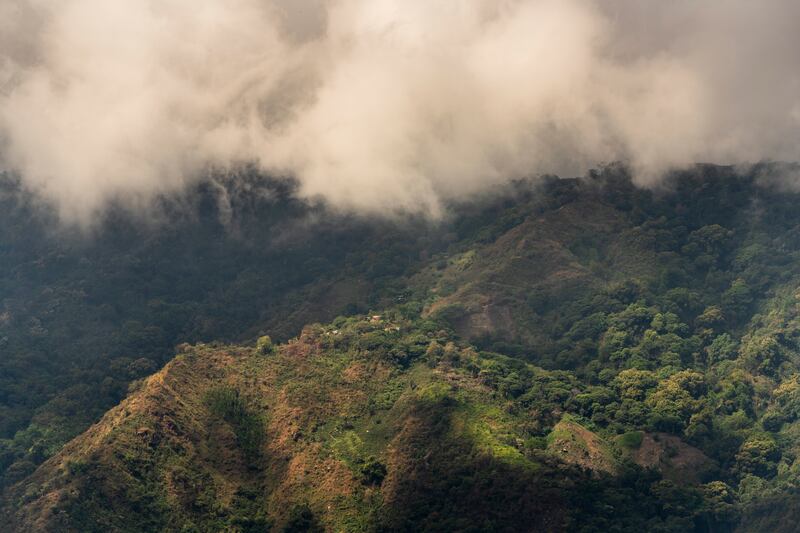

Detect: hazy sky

[1,0,799,224]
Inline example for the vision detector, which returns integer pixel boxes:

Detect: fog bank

[1,0,799,224]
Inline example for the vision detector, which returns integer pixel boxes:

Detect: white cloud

[1,0,799,224]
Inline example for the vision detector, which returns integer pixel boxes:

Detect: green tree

[256,335,274,355]
[735,435,780,478]
[721,279,753,323]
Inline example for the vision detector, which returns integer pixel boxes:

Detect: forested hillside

[0,173,446,488]
[5,164,800,530]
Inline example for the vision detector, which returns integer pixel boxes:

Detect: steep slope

[0,324,541,531]
[0,175,449,488]
[421,196,659,352]
[10,164,800,530]
[2,313,724,532]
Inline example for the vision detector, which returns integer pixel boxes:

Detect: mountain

[0,174,445,488]
[5,164,800,530]
[1,316,722,532]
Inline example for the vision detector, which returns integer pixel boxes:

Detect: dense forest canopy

[3,164,800,530]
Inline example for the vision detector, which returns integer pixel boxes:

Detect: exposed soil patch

[547,420,618,475]
[630,432,712,483]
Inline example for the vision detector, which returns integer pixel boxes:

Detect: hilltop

[2,314,727,532]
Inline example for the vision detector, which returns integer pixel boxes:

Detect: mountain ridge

[6,165,800,530]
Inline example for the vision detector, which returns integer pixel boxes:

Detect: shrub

[283,504,323,533]
[618,431,644,449]
[359,457,387,486]
[256,335,274,355]
[204,387,264,459]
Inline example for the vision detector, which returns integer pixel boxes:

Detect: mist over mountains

[6,164,800,530]
[4,3,800,531]
[1,0,799,225]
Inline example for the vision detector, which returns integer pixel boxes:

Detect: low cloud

[1,0,799,225]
